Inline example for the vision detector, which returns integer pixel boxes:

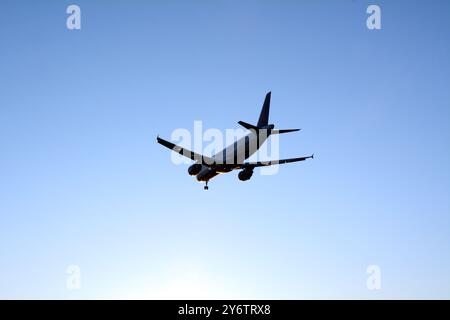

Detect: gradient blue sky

[1,0,449,299]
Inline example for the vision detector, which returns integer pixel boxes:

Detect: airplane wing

[157,136,215,165]
[238,154,314,169]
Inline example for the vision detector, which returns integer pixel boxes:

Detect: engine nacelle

[238,168,254,181]
[196,167,216,182]
[188,164,202,176]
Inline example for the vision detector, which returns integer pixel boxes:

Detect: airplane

[157,92,313,190]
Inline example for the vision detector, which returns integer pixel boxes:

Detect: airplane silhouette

[157,92,313,189]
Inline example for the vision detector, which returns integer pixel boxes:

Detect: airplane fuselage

[195,129,270,182]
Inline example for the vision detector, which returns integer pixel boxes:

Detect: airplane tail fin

[257,92,271,127]
[238,92,272,130]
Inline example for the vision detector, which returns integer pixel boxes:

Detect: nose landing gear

[204,181,209,190]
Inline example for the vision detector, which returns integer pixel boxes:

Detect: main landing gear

[204,181,209,190]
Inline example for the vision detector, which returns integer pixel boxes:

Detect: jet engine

[188,164,202,176]
[196,167,216,182]
[238,168,254,181]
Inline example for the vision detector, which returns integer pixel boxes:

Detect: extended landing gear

[204,181,209,190]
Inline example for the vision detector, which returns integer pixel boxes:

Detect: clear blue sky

[1,0,449,299]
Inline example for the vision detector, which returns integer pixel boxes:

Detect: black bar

[1,300,448,318]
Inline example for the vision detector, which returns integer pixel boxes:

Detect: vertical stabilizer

[257,92,271,127]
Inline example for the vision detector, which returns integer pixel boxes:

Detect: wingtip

[311,153,314,159]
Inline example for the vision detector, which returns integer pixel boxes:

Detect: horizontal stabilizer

[271,129,301,134]
[238,121,259,131]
